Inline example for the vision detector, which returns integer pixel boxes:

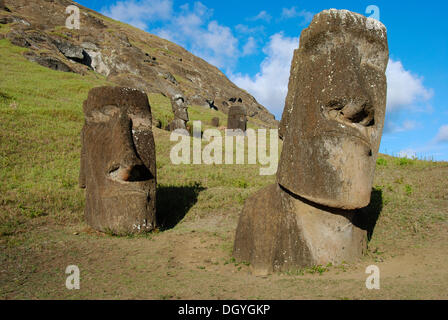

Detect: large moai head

[79,86,157,234]
[171,94,189,122]
[227,105,247,131]
[277,10,389,209]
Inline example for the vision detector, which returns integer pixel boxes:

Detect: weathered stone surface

[233,184,367,274]
[277,9,389,209]
[170,118,187,131]
[171,94,189,122]
[211,117,220,127]
[53,39,85,60]
[24,52,73,73]
[227,105,247,131]
[79,86,157,234]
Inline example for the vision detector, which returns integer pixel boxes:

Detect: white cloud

[281,7,314,24]
[384,119,420,133]
[248,11,272,23]
[101,0,173,30]
[103,1,242,72]
[242,37,257,56]
[435,125,448,143]
[231,33,299,118]
[386,59,433,112]
[235,24,265,35]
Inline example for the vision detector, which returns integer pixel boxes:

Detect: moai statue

[211,117,220,127]
[233,9,389,274]
[170,94,189,131]
[227,105,247,132]
[79,86,157,235]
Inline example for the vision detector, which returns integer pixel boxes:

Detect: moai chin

[227,105,247,132]
[79,86,157,234]
[278,9,389,210]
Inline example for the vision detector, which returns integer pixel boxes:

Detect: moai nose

[341,99,375,126]
[110,115,152,182]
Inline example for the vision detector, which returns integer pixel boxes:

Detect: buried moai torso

[278,9,389,210]
[227,105,247,131]
[79,86,157,234]
[233,9,389,273]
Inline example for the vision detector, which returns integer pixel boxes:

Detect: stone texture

[227,105,247,131]
[169,94,189,131]
[277,9,389,210]
[79,86,157,234]
[233,184,367,274]
[24,51,73,73]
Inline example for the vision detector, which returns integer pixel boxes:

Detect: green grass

[0,37,273,232]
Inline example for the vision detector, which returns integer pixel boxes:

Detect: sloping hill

[0,0,278,127]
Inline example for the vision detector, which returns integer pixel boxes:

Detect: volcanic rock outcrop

[0,0,278,128]
[79,86,157,235]
[234,9,389,273]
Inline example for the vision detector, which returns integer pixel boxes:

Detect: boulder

[277,9,389,209]
[53,39,85,60]
[79,87,157,234]
[170,118,187,131]
[24,52,73,73]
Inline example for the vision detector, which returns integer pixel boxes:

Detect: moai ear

[79,127,86,189]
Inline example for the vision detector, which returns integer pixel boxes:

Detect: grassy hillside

[0,37,447,299]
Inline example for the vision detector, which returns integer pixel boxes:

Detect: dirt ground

[1,210,447,300]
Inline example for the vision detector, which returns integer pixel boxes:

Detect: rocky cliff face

[0,0,278,127]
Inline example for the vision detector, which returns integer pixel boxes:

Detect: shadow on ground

[156,182,206,230]
[355,188,383,241]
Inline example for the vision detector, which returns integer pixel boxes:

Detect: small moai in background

[170,94,189,131]
[211,117,220,127]
[79,86,157,235]
[227,105,247,132]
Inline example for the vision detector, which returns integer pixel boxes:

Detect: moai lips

[278,9,389,209]
[79,86,157,234]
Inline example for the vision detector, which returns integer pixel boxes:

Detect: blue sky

[76,0,448,160]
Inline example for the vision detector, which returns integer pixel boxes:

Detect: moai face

[227,105,247,131]
[79,87,157,234]
[277,10,389,209]
[171,94,189,122]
